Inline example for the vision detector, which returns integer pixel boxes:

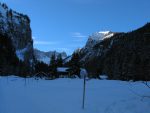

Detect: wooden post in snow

[82,74,86,109]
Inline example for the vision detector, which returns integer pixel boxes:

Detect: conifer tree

[57,54,63,67]
[69,52,81,77]
[50,54,58,77]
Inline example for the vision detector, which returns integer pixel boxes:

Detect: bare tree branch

[127,82,150,100]
[142,81,150,88]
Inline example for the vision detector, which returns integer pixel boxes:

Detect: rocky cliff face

[78,23,150,80]
[79,31,116,62]
[0,3,34,64]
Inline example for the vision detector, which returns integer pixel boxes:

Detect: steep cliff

[79,31,116,62]
[0,3,34,64]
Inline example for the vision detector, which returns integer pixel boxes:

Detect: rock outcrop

[0,3,34,64]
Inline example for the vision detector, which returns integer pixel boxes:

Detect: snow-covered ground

[0,76,150,113]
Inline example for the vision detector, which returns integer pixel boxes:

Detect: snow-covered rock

[0,3,33,64]
[79,31,115,62]
[34,49,67,64]
[16,47,28,61]
[89,31,114,41]
[86,31,114,48]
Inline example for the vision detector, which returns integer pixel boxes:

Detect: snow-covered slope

[85,31,114,49]
[34,49,67,64]
[79,31,115,62]
[89,31,114,40]
[0,76,150,113]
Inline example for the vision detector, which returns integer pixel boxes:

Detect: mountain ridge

[69,23,150,80]
[34,49,67,65]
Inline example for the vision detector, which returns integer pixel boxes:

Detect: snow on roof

[57,67,69,72]
[99,75,108,80]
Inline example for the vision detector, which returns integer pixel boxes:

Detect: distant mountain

[34,49,67,65]
[71,23,150,80]
[79,31,116,62]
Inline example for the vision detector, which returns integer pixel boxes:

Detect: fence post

[82,74,86,109]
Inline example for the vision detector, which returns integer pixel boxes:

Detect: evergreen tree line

[34,52,81,78]
[34,54,61,77]
[0,33,31,77]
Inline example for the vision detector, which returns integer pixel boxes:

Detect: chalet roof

[57,67,69,72]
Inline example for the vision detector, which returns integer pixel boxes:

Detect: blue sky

[1,0,150,55]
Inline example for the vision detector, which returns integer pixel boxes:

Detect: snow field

[0,76,150,113]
